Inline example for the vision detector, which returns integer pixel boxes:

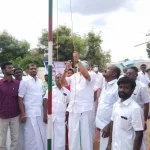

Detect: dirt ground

[146,120,150,150]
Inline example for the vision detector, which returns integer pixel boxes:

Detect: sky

[0,0,150,62]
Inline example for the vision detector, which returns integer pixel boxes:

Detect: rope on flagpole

[69,2,82,150]
[69,0,76,51]
[56,0,59,61]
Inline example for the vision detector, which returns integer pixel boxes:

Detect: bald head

[103,65,121,82]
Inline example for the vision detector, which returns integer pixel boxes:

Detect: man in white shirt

[106,76,144,150]
[137,64,150,87]
[93,65,104,144]
[61,51,96,150]
[44,73,70,150]
[18,63,47,150]
[119,67,128,79]
[126,66,150,150]
[93,65,104,93]
[96,65,121,150]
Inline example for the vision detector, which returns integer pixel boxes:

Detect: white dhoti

[52,116,66,150]
[68,111,93,150]
[99,131,109,150]
[18,124,25,150]
[24,117,47,150]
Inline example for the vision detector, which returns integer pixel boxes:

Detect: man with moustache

[13,68,23,81]
[18,63,47,150]
[13,67,25,150]
[137,64,150,87]
[96,65,121,150]
[106,77,144,150]
[93,65,104,93]
[126,66,150,150]
[0,62,20,150]
[44,73,70,150]
[61,51,96,150]
[119,67,128,79]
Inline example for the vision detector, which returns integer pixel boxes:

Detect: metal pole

[135,41,150,47]
[48,0,53,149]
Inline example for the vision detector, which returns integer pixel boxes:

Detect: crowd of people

[0,51,150,150]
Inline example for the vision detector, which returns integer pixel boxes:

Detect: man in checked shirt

[0,62,20,150]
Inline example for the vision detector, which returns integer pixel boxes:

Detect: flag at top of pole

[48,0,53,149]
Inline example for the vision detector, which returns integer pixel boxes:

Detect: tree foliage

[1,25,111,71]
[38,26,85,61]
[11,55,44,70]
[83,31,111,70]
[0,31,44,70]
[38,29,48,48]
[0,31,30,64]
[38,26,111,70]
[146,43,150,58]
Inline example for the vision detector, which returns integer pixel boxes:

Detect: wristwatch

[76,59,81,63]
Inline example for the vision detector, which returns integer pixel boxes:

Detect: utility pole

[135,31,150,47]
[48,0,53,149]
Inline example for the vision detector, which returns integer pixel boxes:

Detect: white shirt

[18,75,44,117]
[111,98,144,150]
[96,79,118,129]
[66,71,96,113]
[131,80,150,109]
[44,86,70,121]
[94,72,105,90]
[118,74,124,79]
[137,71,150,86]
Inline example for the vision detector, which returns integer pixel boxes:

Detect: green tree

[37,29,48,56]
[0,31,30,64]
[11,57,22,68]
[38,29,48,48]
[12,55,44,70]
[38,27,111,70]
[84,31,111,70]
[29,48,43,57]
[38,25,85,61]
[146,43,150,58]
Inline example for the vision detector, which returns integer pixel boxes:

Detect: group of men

[50,51,150,150]
[0,62,47,150]
[0,51,150,150]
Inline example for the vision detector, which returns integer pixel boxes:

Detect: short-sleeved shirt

[96,79,118,129]
[0,78,20,119]
[94,72,105,90]
[137,71,150,86]
[44,86,70,121]
[66,72,96,113]
[18,75,44,117]
[111,98,144,150]
[131,80,150,109]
